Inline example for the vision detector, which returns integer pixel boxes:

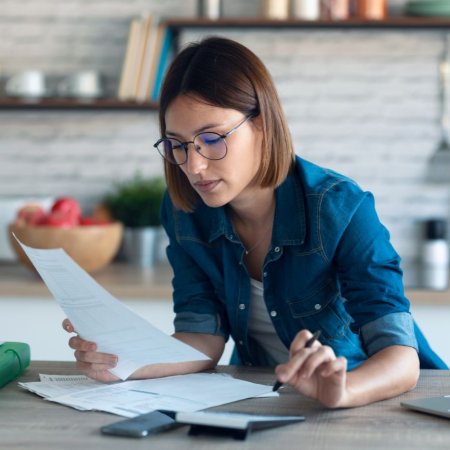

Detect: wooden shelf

[165,16,450,30]
[0,98,158,111]
[3,16,450,112]
[165,16,450,58]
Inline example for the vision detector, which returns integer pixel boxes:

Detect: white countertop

[0,261,449,304]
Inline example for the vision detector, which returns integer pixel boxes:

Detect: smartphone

[100,410,178,438]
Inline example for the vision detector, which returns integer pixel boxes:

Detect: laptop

[401,396,450,419]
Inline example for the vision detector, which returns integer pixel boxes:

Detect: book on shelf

[151,26,173,102]
[133,14,154,100]
[117,15,173,103]
[117,17,145,101]
[136,17,163,102]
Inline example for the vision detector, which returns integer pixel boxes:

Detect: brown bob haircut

[159,36,295,212]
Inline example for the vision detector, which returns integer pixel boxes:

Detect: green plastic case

[0,342,30,388]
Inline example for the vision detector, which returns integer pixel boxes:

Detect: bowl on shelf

[8,222,123,273]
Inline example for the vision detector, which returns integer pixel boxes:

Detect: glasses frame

[154,115,253,165]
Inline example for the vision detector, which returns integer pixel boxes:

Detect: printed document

[15,238,209,380]
[19,373,275,418]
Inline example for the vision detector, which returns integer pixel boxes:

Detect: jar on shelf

[292,0,321,20]
[263,0,290,19]
[356,0,387,20]
[198,0,222,20]
[321,0,350,21]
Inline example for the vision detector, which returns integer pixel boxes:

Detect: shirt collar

[272,163,306,246]
[204,160,306,246]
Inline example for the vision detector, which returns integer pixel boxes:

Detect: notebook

[401,396,450,419]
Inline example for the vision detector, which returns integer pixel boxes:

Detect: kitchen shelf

[166,16,450,52]
[3,16,450,112]
[165,16,450,30]
[0,98,158,111]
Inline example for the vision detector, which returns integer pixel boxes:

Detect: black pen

[272,330,322,392]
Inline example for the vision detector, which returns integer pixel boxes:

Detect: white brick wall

[1,0,450,263]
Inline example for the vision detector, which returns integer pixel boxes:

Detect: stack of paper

[20,373,275,418]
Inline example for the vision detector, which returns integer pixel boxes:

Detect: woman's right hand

[62,318,119,382]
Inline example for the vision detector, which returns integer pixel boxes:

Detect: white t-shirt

[247,278,290,364]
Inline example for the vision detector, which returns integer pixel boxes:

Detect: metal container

[122,227,159,267]
[198,0,222,19]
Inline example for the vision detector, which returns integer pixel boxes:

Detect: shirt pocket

[286,278,351,341]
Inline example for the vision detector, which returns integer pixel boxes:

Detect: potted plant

[103,174,166,267]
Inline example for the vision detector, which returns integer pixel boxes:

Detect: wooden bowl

[8,222,123,273]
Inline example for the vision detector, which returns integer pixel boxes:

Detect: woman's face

[165,95,264,209]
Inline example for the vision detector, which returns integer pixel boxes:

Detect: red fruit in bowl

[51,197,82,222]
[15,204,47,226]
[41,211,79,228]
[79,216,94,226]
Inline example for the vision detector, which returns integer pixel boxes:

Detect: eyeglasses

[154,115,253,165]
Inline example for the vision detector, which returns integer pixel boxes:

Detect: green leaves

[104,175,166,228]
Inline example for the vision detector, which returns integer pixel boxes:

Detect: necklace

[238,224,273,255]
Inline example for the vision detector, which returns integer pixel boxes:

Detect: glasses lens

[194,132,227,160]
[157,138,186,165]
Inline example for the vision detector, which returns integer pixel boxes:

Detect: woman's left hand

[275,329,349,408]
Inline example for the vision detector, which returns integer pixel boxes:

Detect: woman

[64,37,446,408]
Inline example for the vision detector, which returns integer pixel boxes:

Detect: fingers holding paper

[62,318,75,333]
[275,329,348,408]
[62,318,120,382]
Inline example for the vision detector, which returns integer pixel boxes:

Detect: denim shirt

[161,156,447,370]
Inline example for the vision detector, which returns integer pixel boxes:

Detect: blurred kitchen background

[1,0,450,364]
[0,0,449,266]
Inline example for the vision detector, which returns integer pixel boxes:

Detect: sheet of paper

[19,373,275,418]
[19,374,105,400]
[15,237,209,379]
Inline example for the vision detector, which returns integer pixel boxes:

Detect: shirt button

[238,340,244,345]
[228,234,234,240]
[270,310,277,317]
[245,362,252,367]
[314,303,322,310]
[263,272,268,277]
[274,246,281,252]
[239,303,246,310]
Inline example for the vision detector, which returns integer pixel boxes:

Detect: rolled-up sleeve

[360,312,418,356]
[174,311,226,336]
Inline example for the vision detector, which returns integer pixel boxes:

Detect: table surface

[1,362,450,450]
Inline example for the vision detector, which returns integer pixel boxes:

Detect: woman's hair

[159,36,295,212]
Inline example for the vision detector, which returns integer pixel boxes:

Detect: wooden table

[1,362,450,450]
